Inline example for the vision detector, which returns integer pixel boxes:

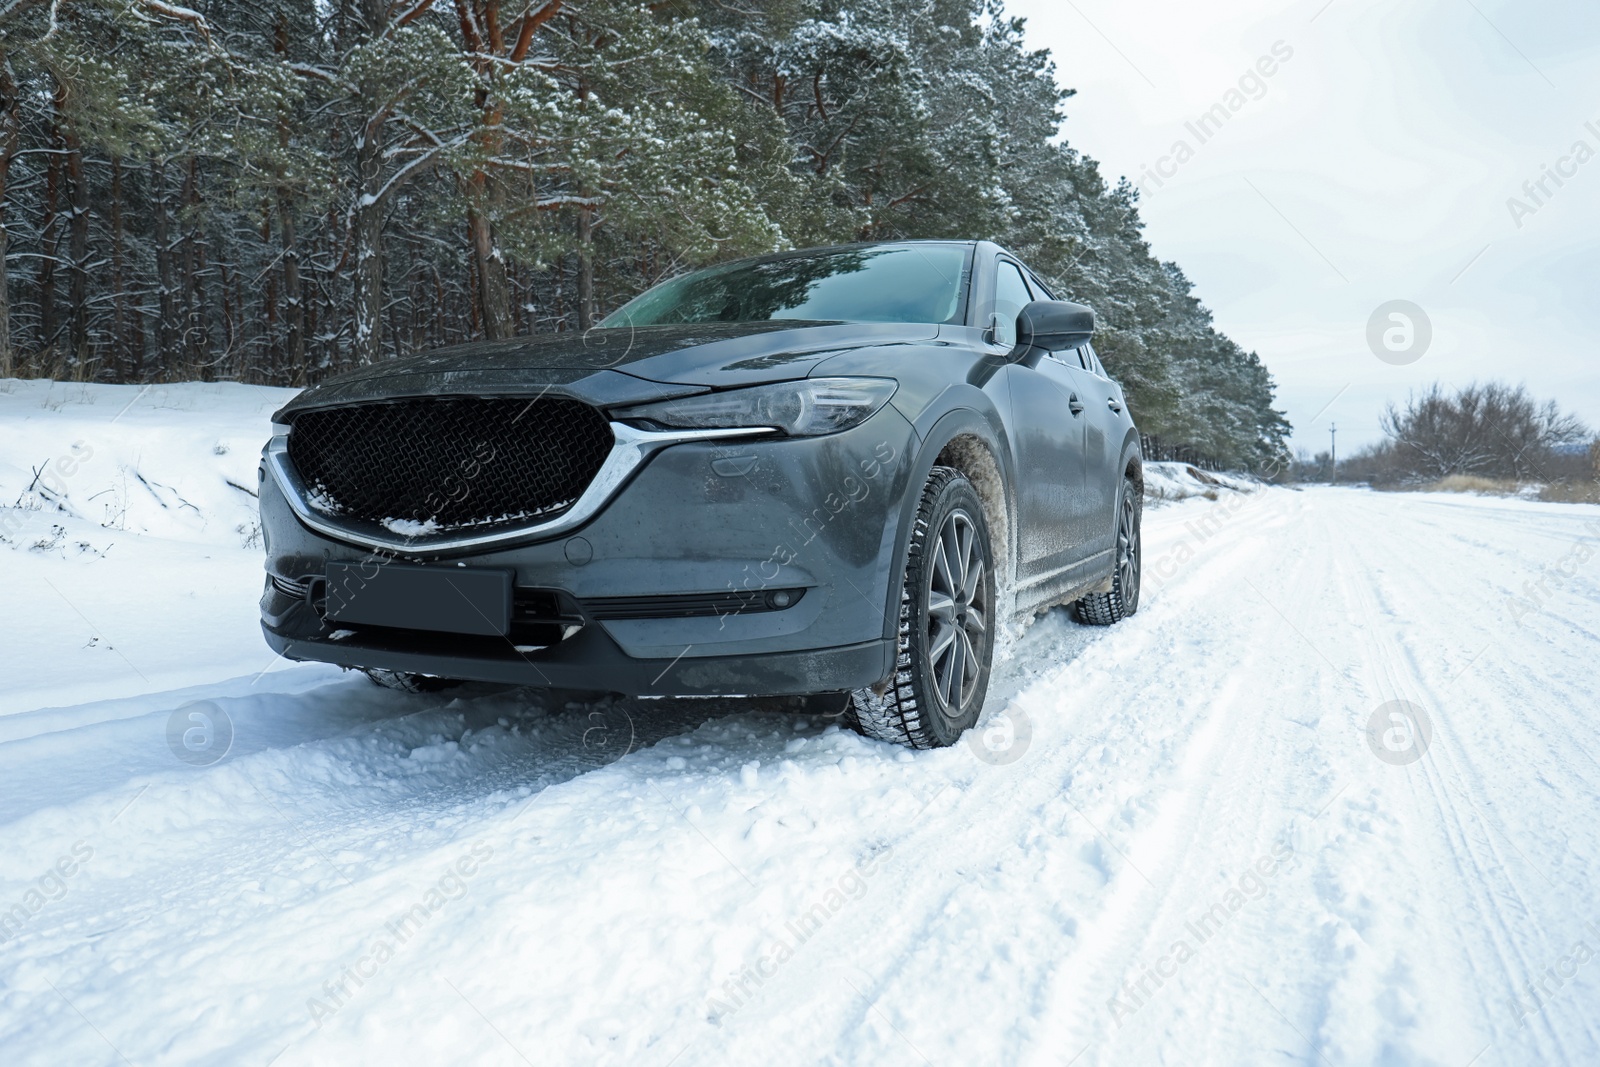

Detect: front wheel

[1074,477,1141,626]
[849,467,996,748]
[359,668,461,693]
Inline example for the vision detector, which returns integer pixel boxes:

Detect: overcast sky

[1003,0,1600,455]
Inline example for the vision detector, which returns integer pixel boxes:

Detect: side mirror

[1016,299,1094,353]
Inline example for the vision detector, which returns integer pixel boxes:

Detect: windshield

[600,244,969,328]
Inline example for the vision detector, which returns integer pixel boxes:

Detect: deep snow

[2,380,1599,1066]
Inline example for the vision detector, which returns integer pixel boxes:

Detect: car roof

[701,240,978,272]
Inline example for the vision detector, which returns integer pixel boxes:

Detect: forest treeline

[0,0,1291,468]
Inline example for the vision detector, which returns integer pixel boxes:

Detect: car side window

[993,261,1034,347]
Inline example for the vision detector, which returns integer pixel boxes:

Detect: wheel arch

[1120,431,1145,504]
[880,408,1015,644]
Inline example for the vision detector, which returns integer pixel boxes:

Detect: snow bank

[0,379,295,545]
[0,379,306,714]
[1142,460,1262,505]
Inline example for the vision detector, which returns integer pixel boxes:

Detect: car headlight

[613,378,897,437]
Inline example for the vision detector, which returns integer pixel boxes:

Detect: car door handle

[1107,397,1123,413]
[1068,394,1084,416]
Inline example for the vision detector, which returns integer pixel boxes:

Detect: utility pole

[1329,424,1337,484]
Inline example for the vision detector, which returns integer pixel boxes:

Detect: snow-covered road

[3,386,1599,1066]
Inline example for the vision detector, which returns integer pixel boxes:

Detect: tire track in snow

[1312,494,1519,1064]
[692,492,1321,1067]
[1333,494,1599,1065]
[1034,491,1351,1067]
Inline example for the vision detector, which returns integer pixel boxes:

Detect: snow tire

[848,466,996,748]
[359,668,460,694]
[1074,476,1141,626]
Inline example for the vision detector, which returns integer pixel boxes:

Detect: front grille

[286,397,614,534]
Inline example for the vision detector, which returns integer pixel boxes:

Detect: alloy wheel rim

[1117,494,1140,607]
[926,509,987,717]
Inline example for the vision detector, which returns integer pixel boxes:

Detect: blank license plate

[324,562,512,636]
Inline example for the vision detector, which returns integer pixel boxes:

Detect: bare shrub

[1369,382,1589,485]
[1428,475,1520,494]
[1538,481,1600,504]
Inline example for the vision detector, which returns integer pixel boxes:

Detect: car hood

[273,321,938,418]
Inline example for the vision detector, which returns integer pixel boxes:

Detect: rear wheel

[849,467,995,748]
[1074,476,1141,626]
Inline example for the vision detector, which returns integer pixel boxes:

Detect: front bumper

[258,404,918,696]
[261,620,893,697]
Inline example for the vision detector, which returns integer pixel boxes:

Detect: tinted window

[994,261,1034,346]
[601,245,968,327]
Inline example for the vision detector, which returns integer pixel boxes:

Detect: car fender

[1084,429,1145,572]
[877,402,1018,645]
[1118,427,1144,471]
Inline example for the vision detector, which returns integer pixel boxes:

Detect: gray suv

[257,240,1142,748]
